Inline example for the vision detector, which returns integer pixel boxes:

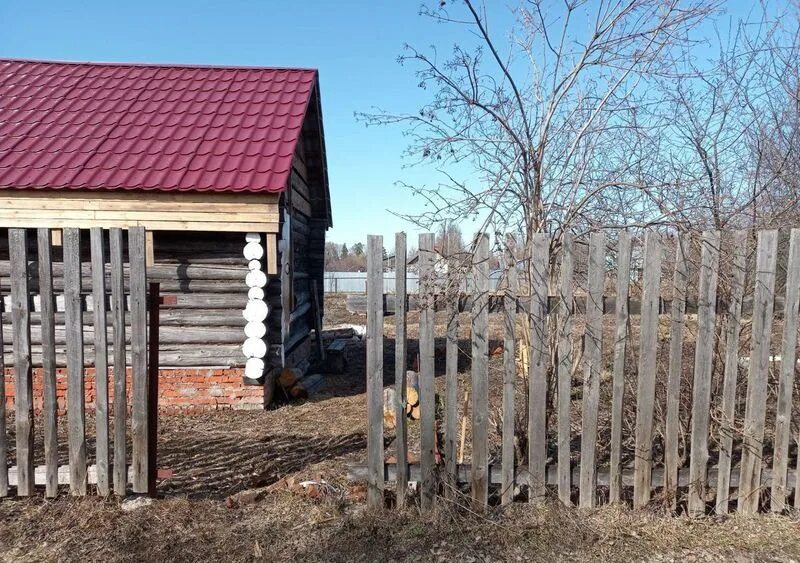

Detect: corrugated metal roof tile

[0,59,317,193]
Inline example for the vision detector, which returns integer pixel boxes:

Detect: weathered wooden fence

[0,227,157,498]
[358,228,800,515]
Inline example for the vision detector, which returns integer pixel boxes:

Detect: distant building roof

[0,59,318,194]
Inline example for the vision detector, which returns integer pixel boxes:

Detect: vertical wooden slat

[63,227,87,495]
[501,239,517,505]
[129,227,149,494]
[9,229,34,496]
[394,232,409,507]
[147,282,160,497]
[738,229,778,514]
[110,228,128,496]
[579,231,605,508]
[0,243,5,497]
[366,235,384,508]
[37,228,59,498]
[557,233,574,505]
[633,231,663,510]
[90,228,111,496]
[444,259,459,499]
[528,233,550,502]
[609,232,632,503]
[716,230,748,514]
[664,233,689,509]
[419,233,436,510]
[687,230,721,517]
[311,279,325,362]
[771,229,800,512]
[471,233,490,508]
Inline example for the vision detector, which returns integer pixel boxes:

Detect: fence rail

[360,228,800,515]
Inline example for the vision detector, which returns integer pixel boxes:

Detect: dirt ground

[1,294,800,562]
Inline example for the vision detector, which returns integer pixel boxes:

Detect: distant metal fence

[324,271,506,293]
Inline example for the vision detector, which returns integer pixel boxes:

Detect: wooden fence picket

[394,232,409,508]
[128,227,149,494]
[90,228,111,496]
[609,232,632,503]
[110,228,128,496]
[716,230,748,514]
[738,229,778,514]
[579,231,605,508]
[63,227,87,495]
[471,233,490,508]
[37,228,59,498]
[9,228,34,496]
[528,233,550,502]
[688,230,721,517]
[633,231,663,509]
[0,244,5,497]
[771,228,800,512]
[365,234,384,508]
[664,233,689,509]
[557,233,574,505]
[419,233,436,510]
[444,265,459,499]
[501,239,517,505]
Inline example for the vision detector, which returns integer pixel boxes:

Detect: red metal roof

[0,59,318,194]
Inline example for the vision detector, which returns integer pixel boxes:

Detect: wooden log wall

[0,229,250,368]
[362,228,800,516]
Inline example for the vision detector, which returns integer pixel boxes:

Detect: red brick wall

[2,367,264,414]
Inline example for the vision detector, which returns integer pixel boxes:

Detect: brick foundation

[2,367,264,414]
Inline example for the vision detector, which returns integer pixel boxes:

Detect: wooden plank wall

[1,227,154,498]
[362,227,800,516]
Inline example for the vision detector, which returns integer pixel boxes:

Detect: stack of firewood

[278,366,324,399]
[383,371,420,429]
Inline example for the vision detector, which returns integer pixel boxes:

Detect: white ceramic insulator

[248,259,261,271]
[242,337,267,359]
[244,358,265,380]
[245,232,261,244]
[244,321,267,339]
[244,241,264,260]
[243,299,269,322]
[245,269,267,288]
[248,287,265,300]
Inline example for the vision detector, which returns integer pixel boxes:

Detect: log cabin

[0,59,331,410]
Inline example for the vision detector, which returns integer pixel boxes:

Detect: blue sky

[0,0,772,247]
[1,0,474,246]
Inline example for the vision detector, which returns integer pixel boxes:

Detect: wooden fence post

[419,233,436,510]
[37,228,59,498]
[63,227,87,495]
[771,228,800,512]
[148,282,160,497]
[528,233,550,502]
[716,230,748,514]
[366,235,384,508]
[9,228,34,496]
[90,228,111,496]
[129,227,149,494]
[664,233,689,509]
[0,240,5,497]
[394,232,409,508]
[633,231,663,509]
[471,233,490,508]
[738,229,778,514]
[688,230,721,517]
[579,231,605,508]
[501,238,518,505]
[110,228,128,496]
[609,232,632,503]
[444,266,459,500]
[557,233,574,505]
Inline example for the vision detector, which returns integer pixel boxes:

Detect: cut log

[409,404,421,421]
[289,374,324,398]
[383,388,397,430]
[243,241,264,260]
[406,386,419,408]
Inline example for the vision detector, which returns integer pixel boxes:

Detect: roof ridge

[0,58,319,73]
